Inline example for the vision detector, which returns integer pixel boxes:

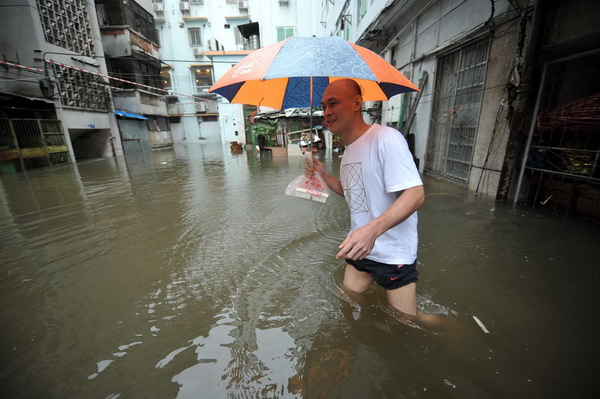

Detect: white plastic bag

[285,152,330,203]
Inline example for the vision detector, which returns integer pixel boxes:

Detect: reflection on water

[1,143,598,398]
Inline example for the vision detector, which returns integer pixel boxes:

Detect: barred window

[51,64,110,111]
[36,0,95,57]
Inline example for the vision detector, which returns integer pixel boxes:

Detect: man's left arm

[336,185,425,260]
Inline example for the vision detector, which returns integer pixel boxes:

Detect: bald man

[306,79,424,317]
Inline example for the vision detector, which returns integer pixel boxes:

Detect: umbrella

[209,36,419,204]
[208,36,419,110]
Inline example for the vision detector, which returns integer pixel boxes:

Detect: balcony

[96,0,159,44]
[111,89,168,117]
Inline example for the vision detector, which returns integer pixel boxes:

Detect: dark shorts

[345,258,419,290]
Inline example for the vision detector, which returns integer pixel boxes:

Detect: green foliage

[252,121,278,146]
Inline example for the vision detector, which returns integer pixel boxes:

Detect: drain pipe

[512,64,547,208]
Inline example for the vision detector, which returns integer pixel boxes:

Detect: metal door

[426,38,491,182]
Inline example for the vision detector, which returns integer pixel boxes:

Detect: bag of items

[285,152,329,203]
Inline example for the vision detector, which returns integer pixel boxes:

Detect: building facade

[96,0,173,153]
[151,0,320,145]
[0,0,124,171]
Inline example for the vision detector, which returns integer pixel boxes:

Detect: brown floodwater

[1,142,598,398]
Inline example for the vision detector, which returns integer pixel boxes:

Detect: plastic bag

[285,152,330,203]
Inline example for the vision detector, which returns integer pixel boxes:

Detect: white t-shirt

[340,124,423,265]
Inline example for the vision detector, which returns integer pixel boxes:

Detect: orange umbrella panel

[209,36,419,110]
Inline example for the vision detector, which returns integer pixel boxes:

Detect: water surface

[1,142,598,398]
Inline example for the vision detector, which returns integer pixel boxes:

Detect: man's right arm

[321,172,344,197]
[305,156,344,197]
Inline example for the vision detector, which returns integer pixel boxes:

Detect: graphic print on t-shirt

[341,162,369,214]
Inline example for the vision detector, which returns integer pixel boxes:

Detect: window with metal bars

[51,64,110,111]
[36,0,95,57]
[426,38,491,182]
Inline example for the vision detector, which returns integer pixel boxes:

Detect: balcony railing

[96,0,158,44]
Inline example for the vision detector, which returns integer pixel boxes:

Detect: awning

[237,22,259,39]
[115,110,148,120]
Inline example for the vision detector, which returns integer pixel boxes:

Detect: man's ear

[352,95,363,112]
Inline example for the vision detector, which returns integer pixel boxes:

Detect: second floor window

[276,26,295,42]
[160,67,172,90]
[235,28,247,47]
[188,28,202,46]
[193,66,213,92]
[358,0,368,21]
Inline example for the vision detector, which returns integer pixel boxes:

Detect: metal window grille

[96,0,158,43]
[36,0,95,57]
[514,50,600,220]
[0,119,69,171]
[426,38,491,182]
[51,63,110,111]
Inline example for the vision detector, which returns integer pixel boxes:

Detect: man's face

[321,83,359,135]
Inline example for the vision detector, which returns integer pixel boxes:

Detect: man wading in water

[305,79,424,317]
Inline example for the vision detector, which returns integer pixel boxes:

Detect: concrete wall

[218,103,246,143]
[467,19,521,196]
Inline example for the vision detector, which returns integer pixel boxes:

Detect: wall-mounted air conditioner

[192,47,203,56]
[153,3,164,12]
[196,102,207,113]
[239,1,248,10]
[180,2,190,11]
[207,38,217,51]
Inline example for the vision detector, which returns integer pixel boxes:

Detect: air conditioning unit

[180,2,190,11]
[238,1,248,10]
[207,38,217,51]
[279,0,289,4]
[152,3,164,12]
[192,47,203,56]
[196,102,207,113]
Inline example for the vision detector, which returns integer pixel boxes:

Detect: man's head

[321,79,364,135]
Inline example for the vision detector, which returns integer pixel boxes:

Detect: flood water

[1,142,598,398]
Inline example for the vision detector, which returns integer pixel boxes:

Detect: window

[147,117,169,132]
[235,27,247,46]
[51,63,109,110]
[192,66,213,92]
[358,0,368,21]
[188,28,201,46]
[37,0,95,57]
[276,26,295,42]
[199,115,218,122]
[161,67,172,90]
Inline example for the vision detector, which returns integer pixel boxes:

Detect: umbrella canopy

[209,36,418,110]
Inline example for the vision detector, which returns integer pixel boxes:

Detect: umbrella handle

[303,150,313,166]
